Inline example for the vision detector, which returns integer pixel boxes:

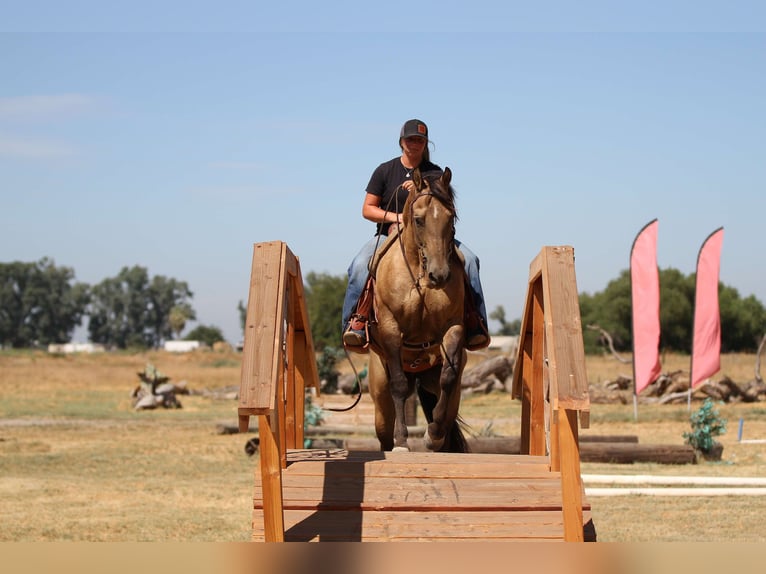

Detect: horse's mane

[415,169,458,220]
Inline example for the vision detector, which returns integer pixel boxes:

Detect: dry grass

[1,349,765,542]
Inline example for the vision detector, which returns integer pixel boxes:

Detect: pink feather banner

[630,219,662,395]
[690,228,724,388]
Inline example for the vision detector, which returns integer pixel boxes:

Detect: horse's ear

[412,168,423,190]
[442,167,452,187]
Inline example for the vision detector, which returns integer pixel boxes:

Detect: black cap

[400,119,428,140]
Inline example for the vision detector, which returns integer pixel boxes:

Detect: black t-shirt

[365,157,442,235]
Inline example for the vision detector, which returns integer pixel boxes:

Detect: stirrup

[343,317,370,354]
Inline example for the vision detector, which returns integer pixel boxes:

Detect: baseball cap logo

[417,124,426,135]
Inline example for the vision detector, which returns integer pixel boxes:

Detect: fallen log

[579,443,696,465]
[342,435,688,464]
[344,436,521,453]
[461,355,514,391]
[579,434,639,443]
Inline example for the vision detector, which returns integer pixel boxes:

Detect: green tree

[146,276,195,345]
[579,267,765,354]
[0,258,90,348]
[718,287,766,352]
[304,272,346,350]
[489,305,521,336]
[579,270,633,353]
[238,299,247,338]
[185,325,225,347]
[168,304,195,339]
[88,266,195,349]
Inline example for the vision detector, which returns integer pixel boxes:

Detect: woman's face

[401,136,427,157]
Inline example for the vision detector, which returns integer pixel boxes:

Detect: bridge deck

[253,449,595,542]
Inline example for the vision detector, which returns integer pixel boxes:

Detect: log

[344,437,693,463]
[579,434,639,443]
[344,436,521,454]
[579,443,696,465]
[344,435,646,457]
[461,356,513,390]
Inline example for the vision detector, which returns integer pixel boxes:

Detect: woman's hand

[401,180,415,192]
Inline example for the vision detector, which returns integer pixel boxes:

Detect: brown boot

[343,316,367,347]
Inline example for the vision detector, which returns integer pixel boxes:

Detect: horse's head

[404,167,457,288]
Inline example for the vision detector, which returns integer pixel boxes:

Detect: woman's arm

[362,193,402,225]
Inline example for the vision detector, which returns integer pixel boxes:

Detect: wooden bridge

[238,241,595,542]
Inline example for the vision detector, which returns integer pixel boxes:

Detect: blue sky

[1,3,764,344]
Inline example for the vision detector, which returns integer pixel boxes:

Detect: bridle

[399,187,456,287]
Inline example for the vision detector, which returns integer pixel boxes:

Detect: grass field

[1,349,764,542]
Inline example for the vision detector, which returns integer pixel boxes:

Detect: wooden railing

[238,242,591,542]
[237,241,320,542]
[511,245,591,541]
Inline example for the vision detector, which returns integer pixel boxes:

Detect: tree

[238,300,247,337]
[185,325,225,347]
[168,304,195,339]
[146,275,195,346]
[579,267,766,354]
[489,305,521,336]
[88,266,195,349]
[0,258,89,348]
[304,272,346,350]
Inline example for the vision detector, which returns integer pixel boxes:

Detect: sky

[1,2,764,345]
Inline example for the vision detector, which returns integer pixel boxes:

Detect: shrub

[683,398,727,454]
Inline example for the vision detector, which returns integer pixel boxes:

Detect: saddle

[344,230,487,358]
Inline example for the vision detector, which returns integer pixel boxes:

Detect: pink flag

[691,228,724,388]
[631,219,662,395]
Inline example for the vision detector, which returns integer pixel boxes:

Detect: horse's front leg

[425,324,466,451]
[386,355,413,451]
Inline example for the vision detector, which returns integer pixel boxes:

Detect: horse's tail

[452,414,471,454]
[416,384,471,453]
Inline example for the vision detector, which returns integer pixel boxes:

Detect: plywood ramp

[252,449,594,542]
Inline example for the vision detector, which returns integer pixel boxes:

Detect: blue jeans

[341,236,488,333]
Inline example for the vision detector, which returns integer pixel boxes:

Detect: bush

[683,398,727,454]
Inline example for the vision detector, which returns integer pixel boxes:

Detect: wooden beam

[559,408,584,542]
[239,241,287,417]
[258,413,285,542]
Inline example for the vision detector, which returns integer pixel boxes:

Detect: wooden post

[258,413,285,542]
[559,408,584,541]
[530,279,546,456]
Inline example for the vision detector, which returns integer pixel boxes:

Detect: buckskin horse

[367,167,469,453]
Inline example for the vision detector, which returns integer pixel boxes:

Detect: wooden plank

[288,258,320,390]
[238,241,286,414]
[284,449,549,466]
[281,460,556,480]
[519,334,532,452]
[258,413,285,541]
[284,277,297,450]
[253,509,568,542]
[559,408,584,542]
[530,278,546,455]
[256,478,566,511]
[512,279,535,401]
[540,246,590,410]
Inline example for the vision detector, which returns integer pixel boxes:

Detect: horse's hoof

[392,446,410,453]
[424,434,444,452]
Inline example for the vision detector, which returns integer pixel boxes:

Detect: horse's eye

[414,217,425,229]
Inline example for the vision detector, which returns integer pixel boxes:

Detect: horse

[367,167,469,453]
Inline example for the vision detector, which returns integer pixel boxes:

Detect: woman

[341,119,489,350]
